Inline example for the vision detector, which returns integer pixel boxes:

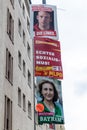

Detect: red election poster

[34,37,63,79]
[30,4,59,39]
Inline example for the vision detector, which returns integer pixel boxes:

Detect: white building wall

[0,0,34,130]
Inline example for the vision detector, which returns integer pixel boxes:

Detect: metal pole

[33,39,36,130]
[42,0,46,4]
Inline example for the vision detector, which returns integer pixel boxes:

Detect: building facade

[0,0,35,130]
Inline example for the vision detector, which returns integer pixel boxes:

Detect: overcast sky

[31,0,87,130]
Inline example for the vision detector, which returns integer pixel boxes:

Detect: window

[7,8,14,43]
[18,88,21,107]
[4,96,12,130]
[18,51,21,69]
[18,19,21,36]
[27,17,30,33]
[23,60,26,77]
[6,48,13,84]
[10,0,14,8]
[27,42,30,59]
[23,94,26,111]
[22,4,25,18]
[23,30,25,45]
[28,101,32,118]
[28,70,31,87]
[18,0,21,7]
[24,0,30,16]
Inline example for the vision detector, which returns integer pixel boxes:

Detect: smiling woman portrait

[37,80,62,116]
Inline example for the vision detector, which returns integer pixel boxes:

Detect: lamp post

[42,0,46,4]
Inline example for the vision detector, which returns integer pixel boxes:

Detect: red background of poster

[34,37,63,79]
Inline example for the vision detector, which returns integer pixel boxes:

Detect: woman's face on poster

[41,82,54,102]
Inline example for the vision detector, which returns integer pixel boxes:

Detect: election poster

[30,4,59,39]
[34,37,63,79]
[35,76,65,124]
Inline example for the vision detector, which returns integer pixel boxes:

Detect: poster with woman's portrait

[30,4,59,39]
[35,76,65,124]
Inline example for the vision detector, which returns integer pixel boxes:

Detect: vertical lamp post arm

[42,0,46,4]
